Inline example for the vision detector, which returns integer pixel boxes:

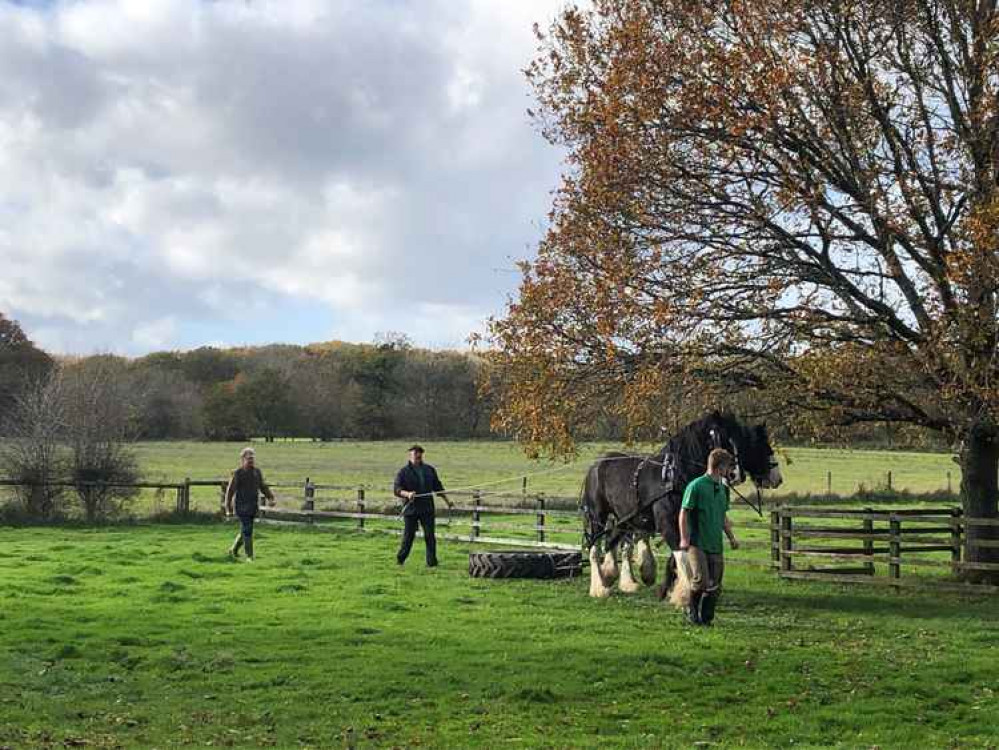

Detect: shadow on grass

[740,585,999,623]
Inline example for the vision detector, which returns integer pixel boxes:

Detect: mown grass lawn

[2,524,998,749]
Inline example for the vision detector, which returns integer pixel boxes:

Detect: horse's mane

[661,411,747,484]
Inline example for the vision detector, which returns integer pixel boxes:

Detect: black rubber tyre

[468,550,583,579]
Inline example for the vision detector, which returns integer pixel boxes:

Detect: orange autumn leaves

[488,0,999,457]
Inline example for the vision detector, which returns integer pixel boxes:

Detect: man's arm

[724,514,739,550]
[393,468,415,502]
[678,482,697,550]
[224,474,236,516]
[259,471,275,506]
[678,507,691,550]
[432,468,452,507]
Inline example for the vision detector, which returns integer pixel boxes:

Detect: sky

[0,0,570,355]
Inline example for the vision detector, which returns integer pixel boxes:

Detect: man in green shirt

[679,448,740,625]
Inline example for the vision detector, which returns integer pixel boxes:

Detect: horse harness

[586,426,763,547]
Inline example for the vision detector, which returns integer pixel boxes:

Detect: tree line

[0,318,493,443]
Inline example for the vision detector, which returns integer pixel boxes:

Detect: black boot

[687,591,704,625]
[699,591,719,626]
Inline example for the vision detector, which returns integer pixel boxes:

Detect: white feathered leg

[637,537,657,587]
[599,548,620,587]
[588,546,612,598]
[668,550,693,610]
[618,541,640,593]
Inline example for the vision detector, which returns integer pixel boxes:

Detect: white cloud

[0,0,569,354]
[132,315,178,350]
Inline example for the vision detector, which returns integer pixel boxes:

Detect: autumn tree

[0,312,53,426]
[490,1,999,568]
[240,367,296,442]
[202,379,254,442]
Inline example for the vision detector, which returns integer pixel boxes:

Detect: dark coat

[229,467,272,517]
[394,462,445,517]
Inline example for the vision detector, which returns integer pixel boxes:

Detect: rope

[406,452,661,499]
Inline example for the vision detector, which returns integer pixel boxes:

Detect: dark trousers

[232,514,255,558]
[397,510,437,566]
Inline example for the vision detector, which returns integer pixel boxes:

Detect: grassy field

[2,523,999,749]
[124,441,962,514]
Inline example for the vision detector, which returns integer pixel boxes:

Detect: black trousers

[397,510,437,566]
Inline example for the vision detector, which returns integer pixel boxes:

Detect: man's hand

[679,539,690,551]
[225,506,233,518]
[729,537,740,551]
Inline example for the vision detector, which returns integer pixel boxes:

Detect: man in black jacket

[225,447,275,561]
[394,445,451,567]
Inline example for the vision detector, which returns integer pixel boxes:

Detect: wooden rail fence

[771,505,999,594]
[0,477,583,551]
[257,486,582,551]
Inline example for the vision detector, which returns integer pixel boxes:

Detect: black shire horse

[580,412,782,596]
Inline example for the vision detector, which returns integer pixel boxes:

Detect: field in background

[128,441,962,513]
[2,524,998,749]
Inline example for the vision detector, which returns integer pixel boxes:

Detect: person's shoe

[245,557,254,563]
[699,591,719,626]
[228,548,239,560]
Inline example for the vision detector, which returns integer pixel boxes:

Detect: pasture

[127,441,963,514]
[2,440,991,748]
[2,524,999,749]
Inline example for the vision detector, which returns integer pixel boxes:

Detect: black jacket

[228,467,272,517]
[394,462,445,517]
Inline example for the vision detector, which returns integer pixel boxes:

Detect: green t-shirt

[681,474,730,554]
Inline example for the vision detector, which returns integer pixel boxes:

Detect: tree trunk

[960,427,999,582]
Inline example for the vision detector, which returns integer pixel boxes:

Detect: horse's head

[700,413,782,490]
[737,423,783,489]
[698,412,746,486]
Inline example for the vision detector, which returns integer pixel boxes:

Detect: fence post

[862,507,874,575]
[780,507,793,573]
[950,507,962,572]
[537,494,546,543]
[522,476,528,504]
[472,490,482,541]
[947,471,952,494]
[887,471,893,491]
[770,509,780,569]
[303,477,315,511]
[889,514,901,586]
[357,488,365,530]
[826,471,832,498]
[176,484,185,513]
[219,482,227,514]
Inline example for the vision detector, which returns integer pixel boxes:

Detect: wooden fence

[771,505,999,594]
[0,478,191,509]
[0,477,583,552]
[257,485,582,551]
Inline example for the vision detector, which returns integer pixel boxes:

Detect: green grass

[124,441,963,514]
[2,523,999,749]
